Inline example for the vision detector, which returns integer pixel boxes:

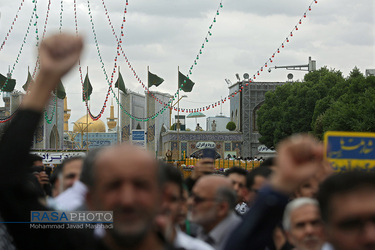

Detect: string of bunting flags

[83,0,176,121]
[29,0,58,124]
[91,0,224,121]
[81,0,184,121]
[161,0,319,114]
[0,0,320,123]
[79,0,129,121]
[108,0,319,119]
[0,0,38,123]
[110,0,319,118]
[0,0,26,52]
[41,0,58,124]
[0,0,36,93]
[0,0,62,124]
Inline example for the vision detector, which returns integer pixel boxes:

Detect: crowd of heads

[28,155,83,198]
[20,138,375,250]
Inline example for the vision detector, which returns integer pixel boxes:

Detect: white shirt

[322,243,334,250]
[174,227,214,250]
[52,180,88,211]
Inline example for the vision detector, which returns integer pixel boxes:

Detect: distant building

[119,90,145,143]
[33,96,64,150]
[64,103,118,150]
[145,90,172,155]
[365,69,375,77]
[159,81,287,160]
[74,132,117,149]
[161,130,242,160]
[0,90,65,150]
[62,94,119,150]
[229,81,285,157]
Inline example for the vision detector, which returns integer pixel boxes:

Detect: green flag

[115,71,127,94]
[0,73,16,92]
[55,80,66,99]
[22,71,33,91]
[82,73,93,102]
[148,71,164,88]
[178,71,195,92]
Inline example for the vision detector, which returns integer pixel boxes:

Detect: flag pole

[147,65,149,101]
[86,66,89,153]
[117,66,120,144]
[177,66,180,161]
[27,66,30,93]
[55,83,58,152]
[147,65,152,155]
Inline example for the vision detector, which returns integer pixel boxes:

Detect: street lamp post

[66,131,79,150]
[168,94,187,162]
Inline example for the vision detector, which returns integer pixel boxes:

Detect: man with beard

[85,144,174,250]
[188,175,241,249]
[283,198,326,250]
[155,163,213,250]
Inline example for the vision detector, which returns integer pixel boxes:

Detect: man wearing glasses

[188,175,241,250]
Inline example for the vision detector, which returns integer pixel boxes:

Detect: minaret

[107,100,117,131]
[64,97,71,132]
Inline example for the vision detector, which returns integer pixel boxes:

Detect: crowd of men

[0,33,374,250]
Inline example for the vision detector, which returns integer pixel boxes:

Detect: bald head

[195,175,233,194]
[190,175,237,232]
[200,176,237,210]
[85,144,159,190]
[85,143,163,249]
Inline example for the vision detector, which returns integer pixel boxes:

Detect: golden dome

[73,114,106,133]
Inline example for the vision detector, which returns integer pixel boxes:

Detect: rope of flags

[149,0,320,114]
[98,0,224,121]
[0,0,36,93]
[0,0,319,123]
[0,0,26,52]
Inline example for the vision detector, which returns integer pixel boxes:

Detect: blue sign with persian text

[324,131,375,172]
[132,130,146,148]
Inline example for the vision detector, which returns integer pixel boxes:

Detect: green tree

[226,121,236,131]
[319,69,375,133]
[257,67,345,148]
[257,67,375,148]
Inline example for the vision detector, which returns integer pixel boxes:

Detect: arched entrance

[49,125,59,149]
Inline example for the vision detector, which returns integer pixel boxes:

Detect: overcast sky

[0,0,374,131]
